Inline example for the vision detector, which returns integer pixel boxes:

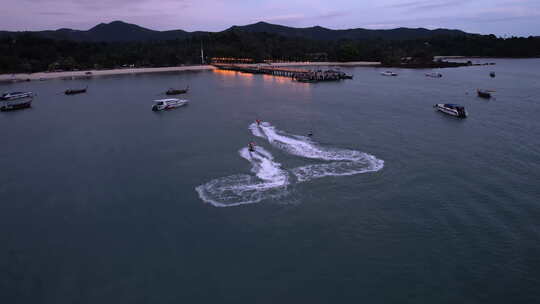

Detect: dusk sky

[3,0,540,36]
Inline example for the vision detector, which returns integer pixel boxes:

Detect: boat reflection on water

[261,74,313,102]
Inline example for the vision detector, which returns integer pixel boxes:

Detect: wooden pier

[213,64,353,82]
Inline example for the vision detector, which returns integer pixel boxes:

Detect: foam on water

[292,154,384,182]
[250,122,384,182]
[197,123,384,207]
[249,123,264,138]
[195,146,289,207]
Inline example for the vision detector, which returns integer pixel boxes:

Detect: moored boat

[295,78,317,83]
[426,72,442,78]
[1,95,33,111]
[381,71,398,76]
[1,91,34,100]
[166,86,189,95]
[477,89,492,99]
[152,98,188,111]
[490,72,496,78]
[65,87,87,95]
[433,103,467,118]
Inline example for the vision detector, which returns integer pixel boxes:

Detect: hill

[228,21,468,41]
[0,21,194,42]
[2,21,539,74]
[0,20,469,42]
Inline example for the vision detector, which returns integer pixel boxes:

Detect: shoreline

[0,65,216,82]
[0,62,380,82]
[2,58,538,83]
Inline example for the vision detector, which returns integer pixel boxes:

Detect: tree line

[1,30,539,73]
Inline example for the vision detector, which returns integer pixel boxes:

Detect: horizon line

[4,20,470,34]
[5,20,537,38]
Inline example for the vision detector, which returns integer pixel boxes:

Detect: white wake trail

[196,146,289,207]
[250,122,384,182]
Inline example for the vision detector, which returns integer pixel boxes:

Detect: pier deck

[213,64,352,82]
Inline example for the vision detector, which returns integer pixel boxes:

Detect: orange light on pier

[211,57,255,64]
[213,69,239,76]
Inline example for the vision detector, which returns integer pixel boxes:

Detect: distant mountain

[85,21,169,42]
[0,21,194,42]
[228,21,469,41]
[0,20,470,42]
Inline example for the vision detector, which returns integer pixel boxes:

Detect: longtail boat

[477,89,492,99]
[166,86,189,95]
[65,87,87,95]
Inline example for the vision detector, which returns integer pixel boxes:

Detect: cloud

[363,23,400,29]
[263,14,306,23]
[316,11,350,19]
[38,12,73,16]
[386,0,470,11]
[259,10,350,26]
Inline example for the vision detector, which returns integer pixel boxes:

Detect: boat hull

[65,89,87,95]
[1,98,32,111]
[477,91,491,99]
[152,99,188,111]
[152,104,187,111]
[295,78,316,83]
[434,104,467,118]
[166,90,188,95]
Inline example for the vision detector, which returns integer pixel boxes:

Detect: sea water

[1,59,539,303]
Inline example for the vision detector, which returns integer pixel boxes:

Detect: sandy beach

[0,65,216,82]
[0,61,380,82]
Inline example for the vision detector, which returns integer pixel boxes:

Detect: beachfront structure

[211,57,254,64]
[214,64,351,82]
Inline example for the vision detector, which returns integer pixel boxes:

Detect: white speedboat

[434,103,467,118]
[152,98,188,111]
[381,71,398,76]
[1,91,34,100]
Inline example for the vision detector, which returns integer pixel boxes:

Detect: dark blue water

[1,59,540,303]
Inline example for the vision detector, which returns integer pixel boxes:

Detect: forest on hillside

[1,30,539,73]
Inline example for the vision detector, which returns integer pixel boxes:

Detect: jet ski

[248,142,256,152]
